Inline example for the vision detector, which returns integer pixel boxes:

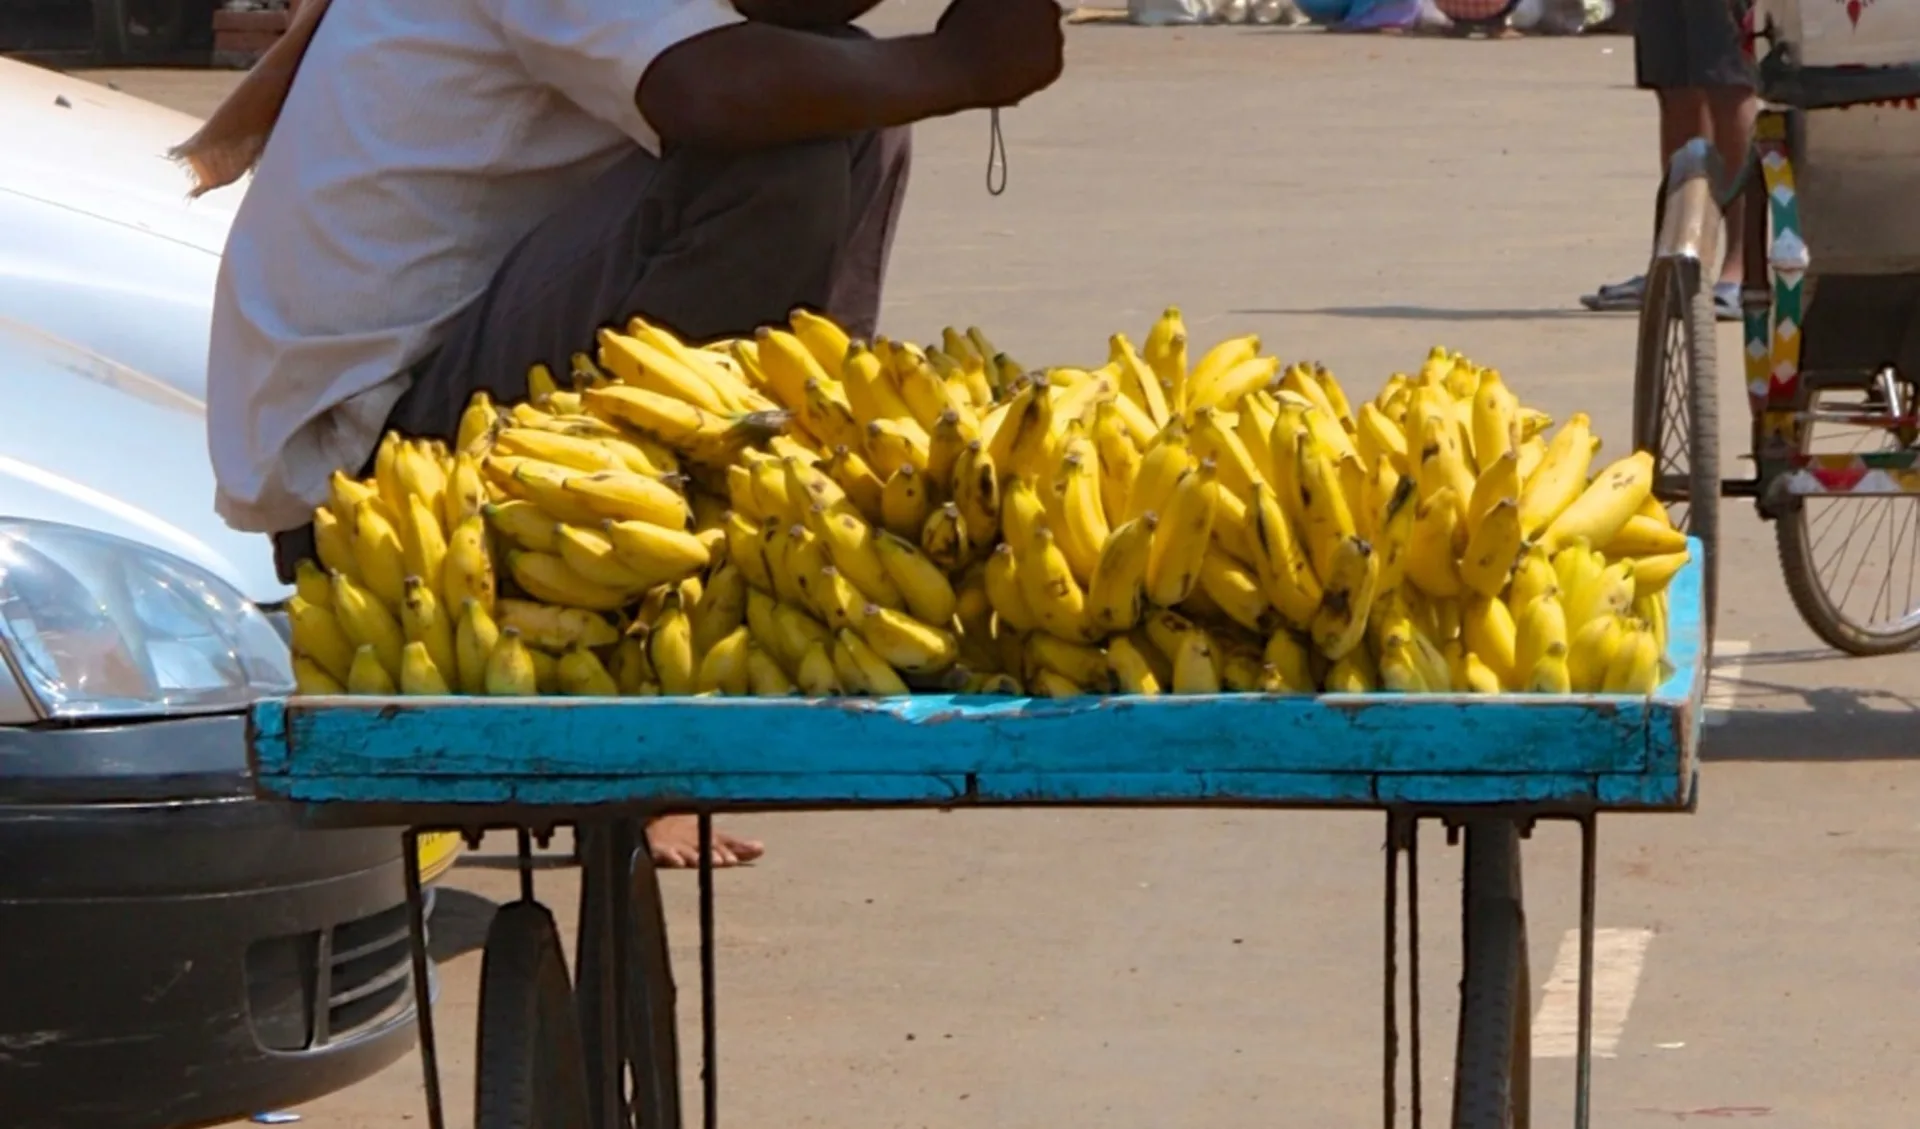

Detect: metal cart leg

[1573,814,1598,1129]
[401,829,448,1129]
[1382,812,1427,1129]
[1449,819,1529,1129]
[627,820,685,1129]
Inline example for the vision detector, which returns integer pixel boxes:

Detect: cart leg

[574,820,632,1129]
[1384,813,1401,1129]
[1573,814,1598,1129]
[1449,819,1528,1129]
[1383,812,1428,1129]
[627,820,685,1129]
[402,829,448,1129]
[1408,818,1424,1129]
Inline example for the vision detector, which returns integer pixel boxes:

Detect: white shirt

[207,0,743,533]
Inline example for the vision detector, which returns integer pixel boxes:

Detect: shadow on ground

[1234,305,1595,322]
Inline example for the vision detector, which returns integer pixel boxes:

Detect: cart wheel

[476,902,594,1129]
[1450,820,1528,1129]
[1632,259,1721,642]
[1776,378,1920,655]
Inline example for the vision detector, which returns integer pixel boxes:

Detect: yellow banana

[866,417,930,480]
[1262,628,1315,692]
[1507,544,1557,619]
[1469,368,1519,468]
[1601,626,1661,694]
[1294,434,1355,580]
[1356,402,1412,476]
[1106,634,1164,695]
[483,500,560,553]
[806,505,905,610]
[507,550,634,612]
[919,502,973,572]
[1517,412,1595,537]
[745,644,798,696]
[1020,634,1105,689]
[1108,333,1172,427]
[647,592,697,694]
[1527,646,1573,694]
[951,440,1002,550]
[1566,559,1636,634]
[1627,550,1690,594]
[1324,648,1379,693]
[484,628,539,695]
[399,640,451,695]
[999,475,1049,555]
[492,599,617,651]
[880,465,933,542]
[400,577,458,685]
[350,500,407,610]
[444,452,488,529]
[1540,451,1655,555]
[1145,461,1219,608]
[347,643,398,695]
[395,494,447,602]
[1604,513,1689,557]
[789,308,853,374]
[1465,451,1521,537]
[795,640,844,695]
[1567,614,1624,693]
[1404,486,1464,599]
[293,655,344,695]
[1459,498,1522,599]
[457,391,499,455]
[689,562,749,658]
[985,543,1039,633]
[603,518,713,585]
[1379,637,1427,693]
[1086,514,1156,633]
[694,625,753,695]
[455,598,500,695]
[833,629,911,696]
[874,531,958,626]
[1196,550,1270,633]
[1169,627,1222,694]
[1372,476,1421,597]
[288,595,355,685]
[293,558,332,609]
[1018,526,1094,642]
[561,469,692,529]
[925,409,974,491]
[1462,653,1503,694]
[1512,588,1569,689]
[1413,412,1476,526]
[331,570,403,681]
[723,511,774,592]
[805,563,863,630]
[1052,451,1112,585]
[1462,596,1519,689]
[1126,419,1193,523]
[1196,356,1281,415]
[1248,479,1322,631]
[1310,535,1380,662]
[553,646,618,696]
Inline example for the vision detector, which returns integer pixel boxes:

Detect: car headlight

[0,519,293,719]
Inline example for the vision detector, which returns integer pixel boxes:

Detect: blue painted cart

[249,548,1707,1129]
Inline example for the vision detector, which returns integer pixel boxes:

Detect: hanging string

[986,108,1008,197]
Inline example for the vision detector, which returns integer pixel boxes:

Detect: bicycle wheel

[1632,260,1721,641]
[1776,377,1920,655]
[476,902,594,1129]
[1450,821,1528,1129]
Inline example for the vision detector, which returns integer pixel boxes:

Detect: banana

[1197,550,1270,633]
[1145,461,1220,607]
[399,640,452,695]
[723,511,775,591]
[690,562,749,658]
[808,563,865,630]
[1517,412,1595,537]
[1527,646,1573,694]
[1567,614,1624,693]
[745,644,798,696]
[795,641,844,695]
[833,629,911,696]
[1357,402,1412,476]
[1185,334,1260,404]
[806,505,905,609]
[1018,526,1094,642]
[1294,434,1355,580]
[1169,627,1222,694]
[400,577,459,684]
[1021,669,1077,698]
[1512,588,1569,689]
[1052,452,1112,584]
[879,465,932,541]
[561,469,692,530]
[1459,498,1522,598]
[873,531,959,626]
[553,522,654,590]
[1567,558,1635,634]
[350,500,407,609]
[347,643,398,694]
[1188,407,1265,499]
[789,308,854,374]
[604,518,713,584]
[866,418,930,480]
[771,602,834,673]
[924,409,975,492]
[1109,333,1173,427]
[1469,368,1519,468]
[647,592,697,694]
[444,452,488,529]
[1462,653,1503,694]
[1086,514,1156,632]
[1106,634,1164,695]
[1552,541,1604,612]
[1413,412,1476,526]
[1196,356,1281,415]
[1465,451,1521,537]
[332,570,403,681]
[1461,596,1519,689]
[458,391,499,454]
[608,636,653,695]
[1248,479,1322,631]
[1404,486,1464,599]
[455,598,500,695]
[293,655,344,695]
[507,550,633,612]
[1324,648,1379,693]
[1027,634,1111,690]
[951,441,1002,550]
[909,501,965,573]
[694,626,754,695]
[288,595,355,685]
[1379,637,1427,693]
[491,599,617,652]
[1621,545,1688,594]
[1262,628,1316,693]
[494,426,633,476]
[1540,451,1655,555]
[1125,419,1192,523]
[551,646,618,696]
[999,476,1049,555]
[1310,536,1380,662]
[1605,513,1689,557]
[1372,475,1421,597]
[484,628,539,695]
[1507,544,1557,619]
[985,543,1039,633]
[312,508,359,583]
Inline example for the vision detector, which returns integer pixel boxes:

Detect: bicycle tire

[1450,822,1526,1129]
[476,902,594,1129]
[1631,262,1721,643]
[1775,389,1920,655]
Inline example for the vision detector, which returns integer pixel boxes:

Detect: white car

[0,58,448,1128]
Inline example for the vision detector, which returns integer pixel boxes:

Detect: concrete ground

[81,13,1920,1128]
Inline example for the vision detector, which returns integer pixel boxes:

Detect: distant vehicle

[0,57,449,1128]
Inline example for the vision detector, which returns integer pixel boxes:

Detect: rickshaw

[1632,0,1920,652]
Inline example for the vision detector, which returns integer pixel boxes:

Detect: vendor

[184,0,1065,868]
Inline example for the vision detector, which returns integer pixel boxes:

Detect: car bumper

[0,715,423,1129]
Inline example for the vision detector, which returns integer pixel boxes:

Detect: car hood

[0,317,286,604]
[0,58,244,401]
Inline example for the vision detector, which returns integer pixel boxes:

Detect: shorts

[1634,0,1756,90]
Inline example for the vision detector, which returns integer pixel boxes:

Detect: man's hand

[933,0,1065,108]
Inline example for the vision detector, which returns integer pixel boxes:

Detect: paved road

[83,16,1920,1128]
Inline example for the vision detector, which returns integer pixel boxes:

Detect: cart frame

[251,553,1704,1129]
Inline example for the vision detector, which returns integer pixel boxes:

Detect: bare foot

[646,815,764,869]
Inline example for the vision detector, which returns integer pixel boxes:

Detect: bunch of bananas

[288,306,1689,702]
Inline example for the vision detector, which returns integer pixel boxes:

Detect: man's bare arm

[639,0,1063,152]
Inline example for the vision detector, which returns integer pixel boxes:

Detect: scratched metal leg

[400,829,446,1129]
[1407,817,1423,1129]
[1384,812,1402,1129]
[574,821,627,1129]
[1573,814,1598,1129]
[626,817,684,1129]
[699,812,718,1129]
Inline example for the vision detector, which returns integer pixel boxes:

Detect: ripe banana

[1086,514,1155,633]
[1517,412,1594,537]
[1604,513,1688,557]
[1404,487,1464,599]
[288,595,355,685]
[1461,596,1519,689]
[484,629,539,695]
[400,577,459,685]
[509,550,633,612]
[1262,628,1316,693]
[985,543,1040,633]
[443,515,497,616]
[880,465,932,542]
[400,640,452,695]
[1145,461,1219,608]
[1196,550,1270,633]
[332,570,404,681]
[1310,536,1380,662]
[920,502,974,572]
[1459,498,1522,599]
[1512,588,1569,689]
[1018,526,1094,642]
[1248,479,1322,631]
[1540,451,1654,555]
[1294,435,1355,580]
[833,629,911,696]
[348,643,398,695]
[1106,634,1164,694]
[1169,627,1222,694]
[874,531,959,626]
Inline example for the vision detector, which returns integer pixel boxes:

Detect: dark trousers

[273,124,913,582]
